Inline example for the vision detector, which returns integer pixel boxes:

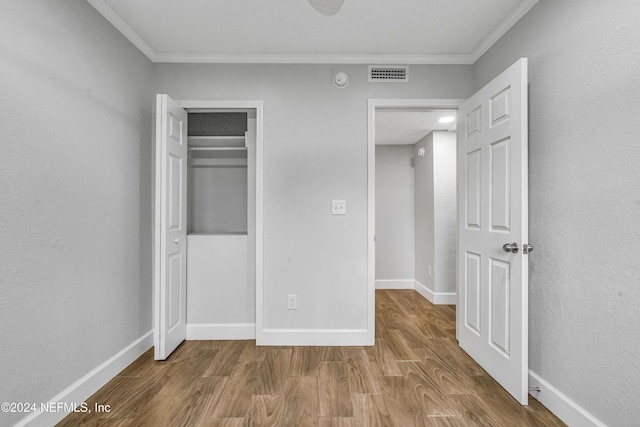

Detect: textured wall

[375,145,415,282]
[0,1,153,425]
[188,112,247,137]
[154,63,474,331]
[474,1,640,425]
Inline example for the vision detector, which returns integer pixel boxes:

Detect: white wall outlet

[428,266,432,277]
[287,294,297,310]
[331,200,346,215]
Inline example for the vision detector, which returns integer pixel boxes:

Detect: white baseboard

[186,323,255,340]
[414,280,456,305]
[434,292,456,305]
[414,279,436,302]
[15,331,153,427]
[258,329,372,346]
[375,279,415,289]
[528,370,606,427]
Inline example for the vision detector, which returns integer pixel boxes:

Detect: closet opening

[153,97,263,360]
[188,111,249,235]
[185,108,258,341]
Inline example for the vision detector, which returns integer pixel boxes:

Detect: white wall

[432,132,457,294]
[414,132,457,297]
[0,1,153,426]
[414,133,435,291]
[186,235,253,337]
[375,145,415,288]
[474,1,640,425]
[189,166,248,233]
[154,64,474,338]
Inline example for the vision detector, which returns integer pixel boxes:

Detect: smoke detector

[333,72,350,88]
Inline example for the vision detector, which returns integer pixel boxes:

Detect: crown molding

[151,53,474,65]
[87,0,156,61]
[470,0,539,62]
[87,0,537,65]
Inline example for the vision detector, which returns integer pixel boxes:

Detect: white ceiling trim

[87,0,538,65]
[152,53,474,65]
[469,0,538,62]
[87,0,156,60]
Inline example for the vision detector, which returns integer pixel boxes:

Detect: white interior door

[457,58,529,404]
[154,94,188,360]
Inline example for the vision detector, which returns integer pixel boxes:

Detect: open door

[457,59,529,404]
[154,94,188,360]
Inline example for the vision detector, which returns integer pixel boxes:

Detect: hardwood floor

[58,290,565,426]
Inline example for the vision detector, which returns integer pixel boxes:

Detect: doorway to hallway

[373,106,459,306]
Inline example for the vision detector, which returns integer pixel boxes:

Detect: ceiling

[87,0,538,64]
[375,110,456,146]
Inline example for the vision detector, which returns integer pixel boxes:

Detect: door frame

[153,99,264,350]
[367,98,464,342]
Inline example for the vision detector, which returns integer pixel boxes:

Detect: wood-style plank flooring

[58,290,565,426]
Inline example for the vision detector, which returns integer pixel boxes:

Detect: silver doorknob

[174,238,179,245]
[503,242,519,253]
[523,243,534,254]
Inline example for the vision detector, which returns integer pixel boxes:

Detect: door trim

[367,98,464,343]
[153,99,264,347]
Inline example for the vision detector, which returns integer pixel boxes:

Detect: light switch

[332,200,346,215]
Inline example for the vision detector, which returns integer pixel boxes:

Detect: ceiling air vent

[368,65,409,83]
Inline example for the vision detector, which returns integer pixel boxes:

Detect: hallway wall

[375,145,415,288]
[414,131,457,298]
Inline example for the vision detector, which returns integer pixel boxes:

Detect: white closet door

[154,94,188,360]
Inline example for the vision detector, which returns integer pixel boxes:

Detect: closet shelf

[188,135,246,149]
[188,135,245,141]
[188,232,248,236]
[189,147,247,151]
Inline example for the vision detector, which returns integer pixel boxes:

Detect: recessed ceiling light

[439,116,455,124]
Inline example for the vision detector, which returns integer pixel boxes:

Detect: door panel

[466,106,482,136]
[457,58,528,404]
[465,149,482,229]
[490,138,511,232]
[465,252,481,334]
[169,154,183,230]
[155,94,188,360]
[168,253,182,330]
[489,258,510,356]
[490,86,511,127]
